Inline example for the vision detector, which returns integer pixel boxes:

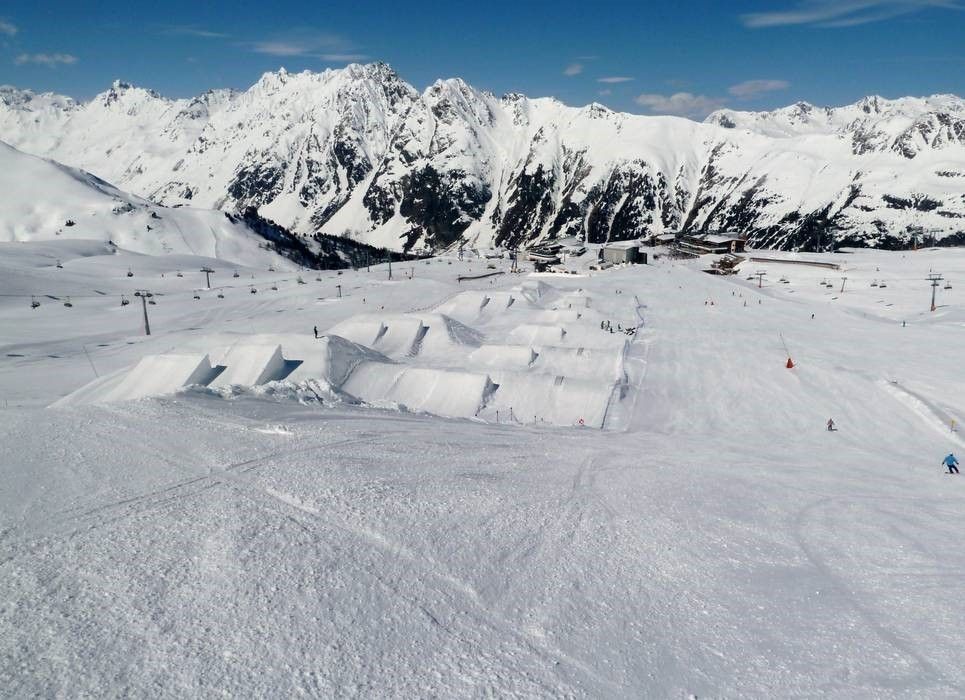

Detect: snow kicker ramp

[285,335,391,387]
[54,353,217,406]
[208,344,288,388]
[482,371,613,428]
[342,364,496,418]
[435,291,518,322]
[327,313,482,359]
[508,323,567,346]
[533,346,625,383]
[467,344,539,371]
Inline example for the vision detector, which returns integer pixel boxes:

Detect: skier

[943,453,959,474]
[313,325,318,339]
[827,418,835,432]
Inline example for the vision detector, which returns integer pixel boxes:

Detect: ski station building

[601,241,646,265]
[676,233,747,256]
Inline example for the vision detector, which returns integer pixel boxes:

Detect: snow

[208,344,288,388]
[2,67,962,252]
[3,240,965,696]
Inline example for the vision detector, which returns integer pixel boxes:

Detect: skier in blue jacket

[943,453,959,474]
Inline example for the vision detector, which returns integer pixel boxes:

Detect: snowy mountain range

[2,63,964,252]
[0,141,400,269]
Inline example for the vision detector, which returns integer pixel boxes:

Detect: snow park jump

[3,39,965,698]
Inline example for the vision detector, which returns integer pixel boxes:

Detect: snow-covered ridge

[1,64,963,252]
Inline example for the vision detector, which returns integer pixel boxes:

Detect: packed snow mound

[327,312,483,359]
[434,290,518,321]
[287,334,392,387]
[532,345,625,383]
[508,323,567,346]
[54,353,218,406]
[327,314,426,358]
[208,344,290,388]
[0,141,292,267]
[482,371,614,428]
[341,363,496,418]
[467,344,539,370]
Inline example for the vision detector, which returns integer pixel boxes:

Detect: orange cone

[786,357,795,369]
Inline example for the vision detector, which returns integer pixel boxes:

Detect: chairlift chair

[56,260,63,269]
[870,280,878,287]
[193,294,201,300]
[233,270,240,278]
[271,284,278,291]
[945,281,952,290]
[127,268,134,278]
[250,286,258,294]
[878,281,887,288]
[176,271,183,278]
[217,292,225,299]
[120,295,130,306]
[148,298,156,305]
[31,296,40,309]
[268,265,276,272]
[63,296,73,308]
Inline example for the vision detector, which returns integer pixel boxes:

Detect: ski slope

[2,242,965,696]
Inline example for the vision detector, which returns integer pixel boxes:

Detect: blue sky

[1,0,963,117]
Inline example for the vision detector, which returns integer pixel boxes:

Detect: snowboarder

[827,418,835,432]
[943,453,959,474]
[313,325,318,339]
[811,313,815,319]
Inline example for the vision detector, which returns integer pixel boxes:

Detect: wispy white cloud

[14,53,78,67]
[248,29,363,60]
[563,62,583,76]
[728,79,791,97]
[597,76,634,84]
[635,91,726,118]
[598,88,613,96]
[0,19,16,36]
[163,25,229,39]
[741,0,963,28]
[318,53,368,62]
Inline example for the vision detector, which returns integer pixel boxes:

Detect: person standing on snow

[827,418,835,431]
[313,325,318,339]
[943,453,959,474]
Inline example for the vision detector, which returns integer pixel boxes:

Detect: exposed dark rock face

[236,208,411,269]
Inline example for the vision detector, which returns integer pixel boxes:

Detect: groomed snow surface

[2,243,965,696]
